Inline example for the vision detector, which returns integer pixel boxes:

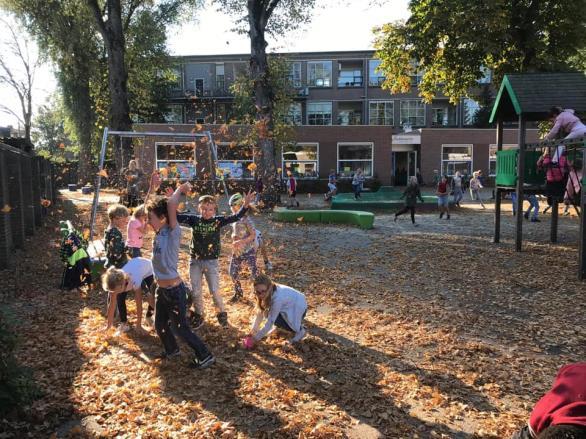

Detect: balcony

[337,101,363,125]
[432,102,458,127]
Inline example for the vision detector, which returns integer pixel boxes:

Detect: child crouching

[243,274,307,349]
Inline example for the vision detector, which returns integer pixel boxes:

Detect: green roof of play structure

[489,72,586,123]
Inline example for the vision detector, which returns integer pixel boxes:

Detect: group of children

[100,171,307,369]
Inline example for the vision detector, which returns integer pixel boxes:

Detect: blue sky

[0,0,410,128]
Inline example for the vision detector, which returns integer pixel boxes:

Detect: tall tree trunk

[87,0,133,183]
[248,2,278,205]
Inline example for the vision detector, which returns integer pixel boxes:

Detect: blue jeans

[129,247,141,258]
[352,184,361,199]
[452,187,463,204]
[511,193,539,219]
[229,248,258,296]
[155,283,211,360]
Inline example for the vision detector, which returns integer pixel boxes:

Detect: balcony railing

[338,76,363,88]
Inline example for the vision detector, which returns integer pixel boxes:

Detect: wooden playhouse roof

[489,72,586,123]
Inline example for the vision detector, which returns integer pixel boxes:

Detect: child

[243,274,307,349]
[286,172,299,208]
[101,257,155,334]
[145,174,215,369]
[126,204,147,258]
[469,171,485,209]
[324,169,337,201]
[436,175,450,219]
[104,204,129,269]
[511,362,586,439]
[177,191,255,329]
[227,193,258,303]
[352,168,364,200]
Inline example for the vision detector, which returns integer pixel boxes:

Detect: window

[288,62,302,88]
[216,143,254,179]
[338,61,363,87]
[307,101,332,125]
[308,61,332,87]
[156,142,196,179]
[282,143,319,179]
[337,102,362,125]
[215,64,225,91]
[464,98,480,126]
[337,143,373,178]
[400,100,425,126]
[285,102,302,126]
[163,104,184,124]
[410,69,423,87]
[368,59,384,86]
[369,101,394,125]
[194,78,204,97]
[170,67,183,91]
[488,144,517,176]
[431,103,458,127]
[441,145,473,177]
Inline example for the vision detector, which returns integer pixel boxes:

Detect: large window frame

[215,142,254,180]
[307,61,332,87]
[155,142,196,179]
[441,144,473,177]
[307,101,332,126]
[463,98,480,126]
[337,142,374,178]
[215,63,225,91]
[489,144,517,176]
[369,100,394,125]
[400,99,425,127]
[289,62,302,88]
[368,59,384,86]
[282,142,319,179]
[163,104,184,124]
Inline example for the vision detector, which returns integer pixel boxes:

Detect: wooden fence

[0,142,57,269]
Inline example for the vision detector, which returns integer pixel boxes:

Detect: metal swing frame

[89,127,229,241]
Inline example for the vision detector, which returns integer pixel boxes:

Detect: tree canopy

[373,0,586,104]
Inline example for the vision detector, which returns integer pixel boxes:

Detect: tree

[32,94,74,162]
[373,1,586,104]
[213,0,316,203]
[0,18,41,144]
[86,0,203,176]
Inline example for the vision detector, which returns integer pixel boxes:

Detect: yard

[1,190,584,438]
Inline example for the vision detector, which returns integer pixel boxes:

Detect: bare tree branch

[0,104,25,125]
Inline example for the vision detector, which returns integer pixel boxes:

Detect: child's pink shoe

[242,336,254,349]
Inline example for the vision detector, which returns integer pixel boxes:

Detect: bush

[0,307,41,416]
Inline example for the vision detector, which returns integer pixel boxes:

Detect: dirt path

[1,191,583,438]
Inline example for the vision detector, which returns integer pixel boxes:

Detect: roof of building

[489,72,586,122]
[176,49,377,63]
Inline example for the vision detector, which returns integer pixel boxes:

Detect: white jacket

[251,284,307,340]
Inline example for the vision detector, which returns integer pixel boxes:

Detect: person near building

[123,160,145,207]
[451,171,464,207]
[352,168,365,200]
[470,171,486,209]
[394,176,425,225]
[436,175,450,220]
[286,172,300,208]
[324,169,338,201]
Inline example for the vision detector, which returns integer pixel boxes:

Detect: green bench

[272,208,374,230]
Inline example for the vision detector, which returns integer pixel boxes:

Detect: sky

[0,0,410,128]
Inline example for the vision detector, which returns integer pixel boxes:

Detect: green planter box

[495,150,546,187]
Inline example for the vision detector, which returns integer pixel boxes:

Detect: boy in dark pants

[177,191,255,329]
[145,174,214,369]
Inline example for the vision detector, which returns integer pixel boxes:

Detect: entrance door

[407,151,417,179]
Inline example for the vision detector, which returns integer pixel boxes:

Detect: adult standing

[436,175,450,220]
[352,168,365,200]
[394,176,425,225]
[123,159,145,207]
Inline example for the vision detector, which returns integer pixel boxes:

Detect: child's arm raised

[218,190,256,227]
[167,182,192,230]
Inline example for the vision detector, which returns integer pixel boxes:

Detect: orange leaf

[1,205,12,213]
[98,169,108,178]
[247,163,257,171]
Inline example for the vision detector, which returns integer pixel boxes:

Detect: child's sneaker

[190,354,215,369]
[190,313,204,330]
[217,312,228,327]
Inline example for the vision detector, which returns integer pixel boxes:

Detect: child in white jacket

[243,274,307,348]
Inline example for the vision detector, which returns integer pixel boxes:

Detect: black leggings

[395,206,415,223]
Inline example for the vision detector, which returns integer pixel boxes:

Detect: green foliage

[374,1,586,104]
[32,94,77,162]
[0,306,41,415]
[230,56,297,158]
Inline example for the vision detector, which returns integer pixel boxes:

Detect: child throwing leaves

[101,257,155,334]
[145,173,215,369]
[242,274,307,349]
[177,191,255,329]
[227,193,258,303]
[104,204,129,269]
[126,204,147,258]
